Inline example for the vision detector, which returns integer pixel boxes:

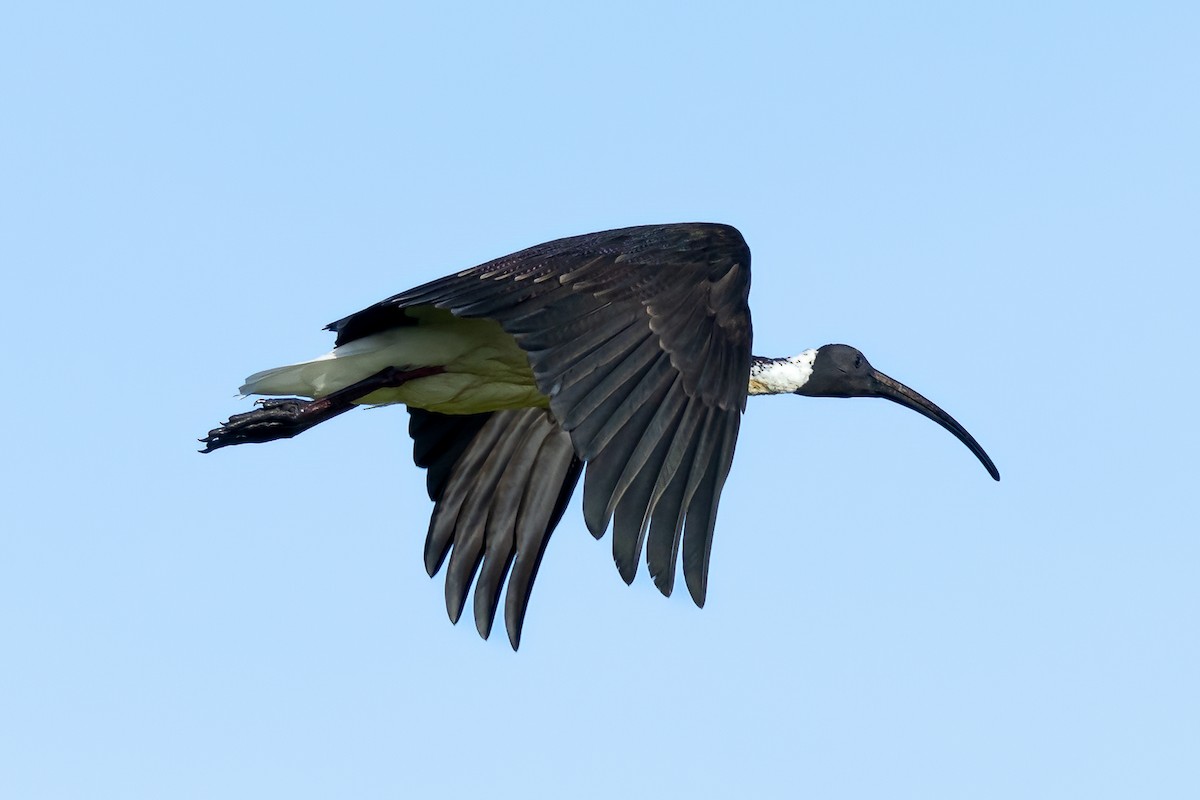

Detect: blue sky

[2,3,1197,798]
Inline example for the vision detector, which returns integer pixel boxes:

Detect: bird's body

[204,222,998,649]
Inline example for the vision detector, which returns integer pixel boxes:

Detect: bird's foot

[200,398,321,452]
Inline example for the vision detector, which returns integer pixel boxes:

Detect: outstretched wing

[408,408,583,650]
[337,222,753,627]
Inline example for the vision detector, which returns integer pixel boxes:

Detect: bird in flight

[203,223,999,649]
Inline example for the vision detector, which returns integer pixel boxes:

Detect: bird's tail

[239,360,327,398]
[238,329,417,399]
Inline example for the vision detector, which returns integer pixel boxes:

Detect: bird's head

[795,344,1000,480]
[795,343,879,398]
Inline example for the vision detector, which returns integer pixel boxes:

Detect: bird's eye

[853,354,863,369]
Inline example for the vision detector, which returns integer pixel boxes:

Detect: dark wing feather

[408,407,583,649]
[408,409,491,501]
[363,223,753,612]
[504,429,582,649]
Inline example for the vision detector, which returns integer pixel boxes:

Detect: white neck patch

[748,349,818,395]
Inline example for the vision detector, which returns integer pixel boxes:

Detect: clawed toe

[253,398,304,410]
[200,398,313,453]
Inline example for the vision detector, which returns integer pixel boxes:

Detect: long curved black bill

[872,370,1000,481]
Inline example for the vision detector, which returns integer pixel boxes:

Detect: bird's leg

[200,365,444,452]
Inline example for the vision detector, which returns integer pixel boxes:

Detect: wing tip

[684,568,708,609]
[475,612,494,640]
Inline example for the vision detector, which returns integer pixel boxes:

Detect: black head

[797,344,878,398]
[797,344,1000,480]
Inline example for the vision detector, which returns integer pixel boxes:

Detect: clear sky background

[2,3,1197,798]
